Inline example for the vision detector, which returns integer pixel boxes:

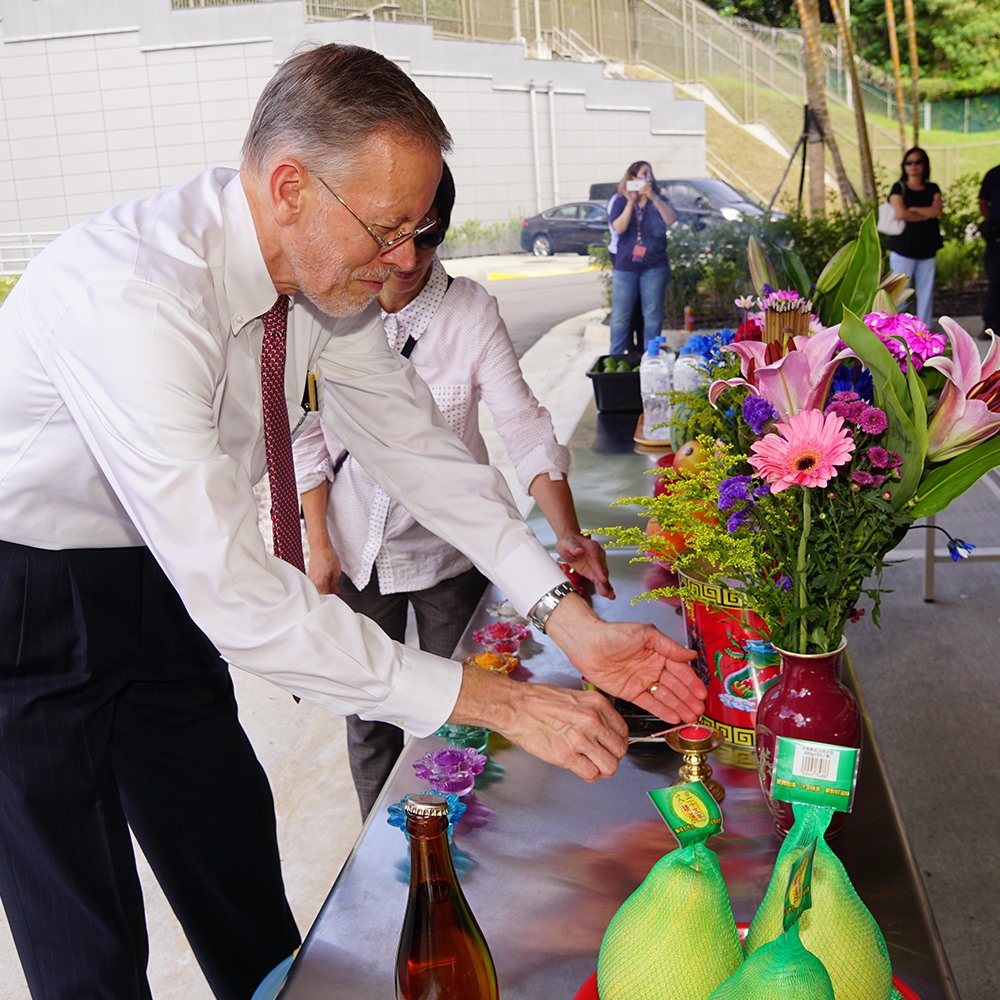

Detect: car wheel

[532,234,552,256]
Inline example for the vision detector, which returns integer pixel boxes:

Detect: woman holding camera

[887,146,944,327]
[608,160,677,355]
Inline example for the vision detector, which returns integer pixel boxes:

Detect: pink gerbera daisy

[748,408,855,493]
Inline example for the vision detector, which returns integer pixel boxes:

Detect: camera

[626,179,646,192]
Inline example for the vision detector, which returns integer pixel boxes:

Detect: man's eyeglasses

[314,174,438,253]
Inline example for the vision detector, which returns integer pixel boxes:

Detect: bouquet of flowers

[605,216,1000,655]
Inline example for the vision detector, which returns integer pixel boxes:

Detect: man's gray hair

[242,43,452,178]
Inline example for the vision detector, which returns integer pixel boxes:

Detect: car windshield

[693,180,758,208]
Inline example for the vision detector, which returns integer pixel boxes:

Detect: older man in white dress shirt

[0,42,704,999]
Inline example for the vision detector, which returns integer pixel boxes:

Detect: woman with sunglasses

[293,163,614,818]
[886,147,944,327]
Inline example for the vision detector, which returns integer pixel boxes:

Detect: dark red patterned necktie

[260,294,305,572]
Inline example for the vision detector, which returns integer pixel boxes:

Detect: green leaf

[747,235,777,295]
[909,436,1000,519]
[775,245,812,297]
[814,241,854,295]
[826,213,882,323]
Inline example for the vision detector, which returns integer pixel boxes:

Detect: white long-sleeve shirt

[293,258,570,594]
[0,168,566,736]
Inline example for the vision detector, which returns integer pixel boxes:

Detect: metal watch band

[528,581,576,634]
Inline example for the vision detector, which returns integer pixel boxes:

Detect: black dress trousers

[0,541,300,999]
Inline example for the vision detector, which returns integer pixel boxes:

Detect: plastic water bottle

[640,337,673,442]
[673,352,705,394]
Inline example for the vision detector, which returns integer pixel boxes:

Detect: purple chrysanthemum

[867,445,891,467]
[858,406,888,435]
[774,575,793,591]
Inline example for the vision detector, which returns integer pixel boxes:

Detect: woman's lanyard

[632,202,647,262]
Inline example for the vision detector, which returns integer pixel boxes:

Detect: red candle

[679,724,713,742]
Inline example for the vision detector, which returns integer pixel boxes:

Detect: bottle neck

[407,814,456,886]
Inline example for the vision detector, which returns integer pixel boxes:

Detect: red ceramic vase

[754,641,862,838]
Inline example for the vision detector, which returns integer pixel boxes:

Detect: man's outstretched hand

[544,593,706,723]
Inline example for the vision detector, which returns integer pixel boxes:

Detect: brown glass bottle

[396,793,499,1000]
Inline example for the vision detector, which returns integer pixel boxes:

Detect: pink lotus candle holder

[473,621,530,654]
[413,747,487,797]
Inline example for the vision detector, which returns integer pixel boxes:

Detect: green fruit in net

[745,806,893,1000]
[598,842,743,999]
[708,925,834,999]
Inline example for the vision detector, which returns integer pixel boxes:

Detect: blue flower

[831,363,874,402]
[947,537,975,561]
[774,575,793,591]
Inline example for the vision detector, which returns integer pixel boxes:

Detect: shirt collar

[221,172,281,336]
[381,257,448,352]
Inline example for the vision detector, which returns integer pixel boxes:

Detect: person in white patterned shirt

[295,164,614,816]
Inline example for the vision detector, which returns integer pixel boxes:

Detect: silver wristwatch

[528,581,576,634]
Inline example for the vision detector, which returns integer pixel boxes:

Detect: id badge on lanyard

[631,203,646,262]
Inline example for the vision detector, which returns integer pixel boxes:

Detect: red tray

[574,970,922,999]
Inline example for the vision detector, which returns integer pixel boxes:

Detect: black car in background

[519,200,609,256]
[587,178,784,228]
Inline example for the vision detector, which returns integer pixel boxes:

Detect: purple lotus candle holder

[413,746,487,797]
[473,620,530,654]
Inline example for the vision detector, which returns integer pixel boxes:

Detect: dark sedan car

[588,178,785,228]
[520,200,609,256]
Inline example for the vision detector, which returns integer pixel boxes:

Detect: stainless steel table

[279,405,959,1000]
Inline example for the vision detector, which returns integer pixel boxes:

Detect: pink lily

[923,317,1000,461]
[708,328,853,418]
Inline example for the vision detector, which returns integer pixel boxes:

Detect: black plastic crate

[586,353,642,412]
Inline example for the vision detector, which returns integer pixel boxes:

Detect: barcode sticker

[771,737,860,812]
[792,743,839,781]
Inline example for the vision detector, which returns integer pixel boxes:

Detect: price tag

[771,736,860,813]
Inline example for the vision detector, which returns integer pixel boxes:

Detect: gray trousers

[338,565,489,818]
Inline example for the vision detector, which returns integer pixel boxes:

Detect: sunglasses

[413,224,447,251]
[904,159,924,166]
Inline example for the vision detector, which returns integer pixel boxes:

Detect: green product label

[647,781,723,848]
[771,737,860,813]
[782,839,817,933]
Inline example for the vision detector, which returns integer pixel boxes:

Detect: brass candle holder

[663,724,726,803]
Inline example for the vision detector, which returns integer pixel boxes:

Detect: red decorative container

[754,641,862,838]
[679,570,782,769]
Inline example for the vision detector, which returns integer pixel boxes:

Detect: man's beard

[287,210,394,317]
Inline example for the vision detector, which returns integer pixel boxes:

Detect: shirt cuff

[489,538,568,617]
[361,645,464,738]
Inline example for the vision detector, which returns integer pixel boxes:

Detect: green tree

[851,0,1000,93]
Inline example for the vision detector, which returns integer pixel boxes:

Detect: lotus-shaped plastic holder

[413,746,487,797]
[434,722,491,754]
[473,620,530,654]
[467,650,519,676]
[387,791,466,843]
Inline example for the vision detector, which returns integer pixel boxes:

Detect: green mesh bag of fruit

[744,804,903,1000]
[597,782,743,1000]
[707,839,834,999]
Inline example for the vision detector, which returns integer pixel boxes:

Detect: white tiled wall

[0,0,705,234]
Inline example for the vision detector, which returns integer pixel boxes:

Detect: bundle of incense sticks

[761,297,813,345]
